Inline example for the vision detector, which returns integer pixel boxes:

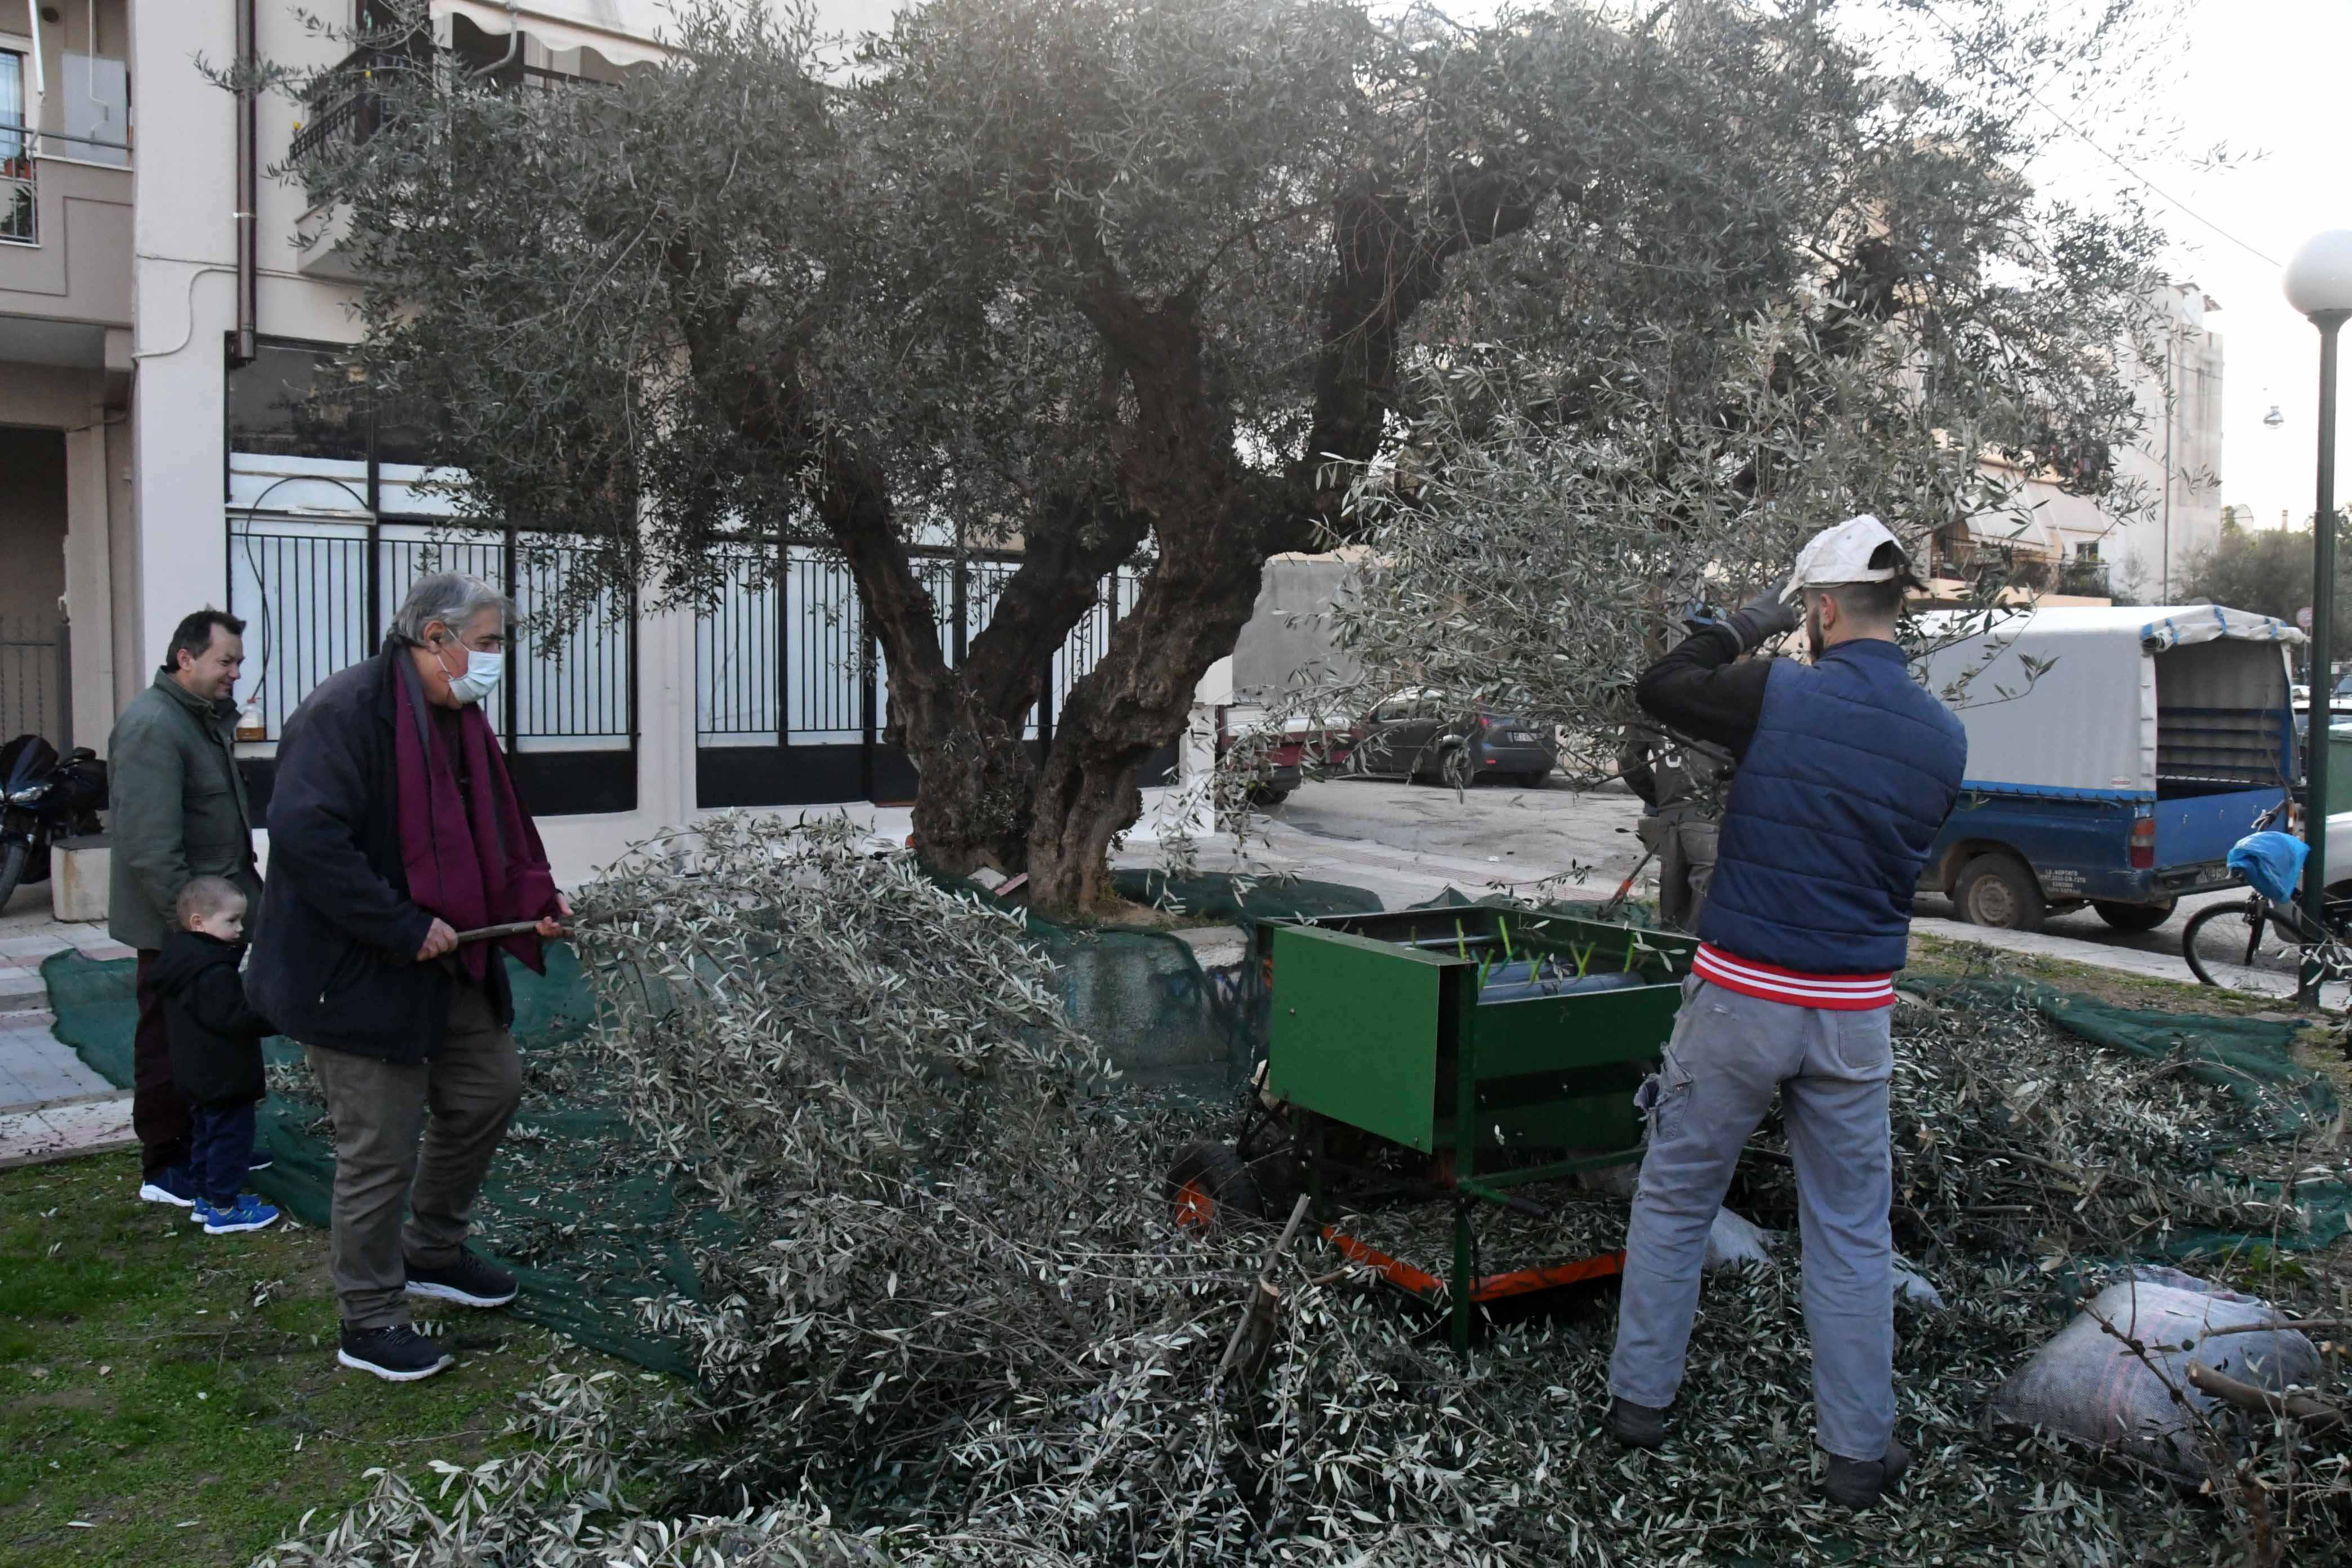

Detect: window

[225,342,635,798]
[2075,541,2100,562]
[2,50,32,244]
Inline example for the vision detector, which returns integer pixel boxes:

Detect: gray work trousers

[1608,975,1896,1460]
[306,977,522,1330]
[1635,811,1719,932]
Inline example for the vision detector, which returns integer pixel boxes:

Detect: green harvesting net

[39,945,710,1376]
[39,875,2352,1382]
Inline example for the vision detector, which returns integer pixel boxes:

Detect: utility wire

[1911,1,2281,270]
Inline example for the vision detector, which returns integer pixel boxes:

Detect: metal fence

[0,616,64,742]
[694,546,1143,747]
[229,516,633,750]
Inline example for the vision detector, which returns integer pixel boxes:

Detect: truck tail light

[2129,816,2155,869]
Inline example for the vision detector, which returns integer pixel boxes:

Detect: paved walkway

[0,883,136,1170]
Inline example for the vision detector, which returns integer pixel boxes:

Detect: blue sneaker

[138,1166,200,1207]
[193,1194,279,1235]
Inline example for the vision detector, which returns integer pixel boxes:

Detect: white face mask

[435,638,506,706]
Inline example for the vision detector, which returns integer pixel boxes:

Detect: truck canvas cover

[1917,605,2301,800]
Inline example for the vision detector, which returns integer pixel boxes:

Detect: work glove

[1724,582,1800,651]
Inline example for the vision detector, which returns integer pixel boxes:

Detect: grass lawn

[0,1153,627,1567]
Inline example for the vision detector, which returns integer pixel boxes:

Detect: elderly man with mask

[249,573,568,1383]
[1602,517,1966,1509]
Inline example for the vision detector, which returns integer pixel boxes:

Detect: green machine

[1168,905,1696,1351]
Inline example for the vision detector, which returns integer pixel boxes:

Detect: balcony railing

[291,43,424,164]
[2,126,134,246]
[2057,560,2112,598]
[291,44,609,169]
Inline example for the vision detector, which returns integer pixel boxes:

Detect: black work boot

[1604,1395,1669,1450]
[1822,1436,1912,1509]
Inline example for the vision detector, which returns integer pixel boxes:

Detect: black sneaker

[1823,1436,1912,1509]
[1605,1395,1669,1450]
[247,1145,274,1172]
[337,1323,453,1383]
[404,1249,518,1309]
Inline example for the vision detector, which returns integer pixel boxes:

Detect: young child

[153,876,281,1235]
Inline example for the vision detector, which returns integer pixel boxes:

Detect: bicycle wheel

[2181,898,2296,987]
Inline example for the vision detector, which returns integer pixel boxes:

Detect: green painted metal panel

[1267,925,1455,1151]
[1465,983,1685,1080]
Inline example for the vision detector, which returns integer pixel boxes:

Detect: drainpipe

[469,1,524,81]
[233,0,258,364]
[24,0,43,106]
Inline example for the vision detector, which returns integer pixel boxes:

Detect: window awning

[437,2,676,70]
[1961,510,2059,554]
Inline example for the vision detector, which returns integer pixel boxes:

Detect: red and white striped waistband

[1692,944,1895,1010]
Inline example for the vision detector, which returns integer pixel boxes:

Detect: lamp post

[2284,230,2352,1001]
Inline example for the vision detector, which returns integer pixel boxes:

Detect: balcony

[2056,560,2112,599]
[291,41,607,279]
[0,130,134,347]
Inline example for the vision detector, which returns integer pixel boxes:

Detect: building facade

[1945,282,2225,605]
[2,1,1139,884]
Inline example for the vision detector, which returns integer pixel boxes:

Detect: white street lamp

[2284,229,2352,1000]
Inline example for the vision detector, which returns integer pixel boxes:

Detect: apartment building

[1946,283,2226,605]
[2,1,1140,880]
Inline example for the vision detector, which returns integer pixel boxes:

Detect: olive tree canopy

[273,0,2172,913]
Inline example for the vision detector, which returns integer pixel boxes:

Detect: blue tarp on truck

[1914,605,2302,931]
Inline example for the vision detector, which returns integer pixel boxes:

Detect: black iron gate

[0,616,66,747]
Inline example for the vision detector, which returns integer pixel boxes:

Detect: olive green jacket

[106,670,262,952]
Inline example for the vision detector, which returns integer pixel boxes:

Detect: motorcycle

[0,734,108,911]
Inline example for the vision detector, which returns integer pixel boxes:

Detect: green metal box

[1262,906,1695,1162]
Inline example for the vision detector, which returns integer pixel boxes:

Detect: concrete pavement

[0,880,135,1169]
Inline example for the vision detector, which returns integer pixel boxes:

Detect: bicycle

[2180,804,2352,991]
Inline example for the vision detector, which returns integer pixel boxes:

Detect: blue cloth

[190,1101,256,1208]
[1699,640,1967,975]
[2229,831,2308,905]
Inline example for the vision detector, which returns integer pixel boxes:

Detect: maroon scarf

[392,650,558,981]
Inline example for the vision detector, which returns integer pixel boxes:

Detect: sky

[2139,0,2352,533]
[781,0,2352,532]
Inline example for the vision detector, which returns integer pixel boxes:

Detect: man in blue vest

[1603,515,1966,1510]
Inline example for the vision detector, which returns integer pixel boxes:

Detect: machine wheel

[1246,1150,1303,1216]
[1954,853,2045,932]
[1440,747,1474,791]
[1164,1141,1267,1231]
[2093,898,2175,932]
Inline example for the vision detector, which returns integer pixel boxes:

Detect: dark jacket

[245,648,516,1063]
[106,671,262,952]
[1639,629,1966,974]
[153,930,274,1110]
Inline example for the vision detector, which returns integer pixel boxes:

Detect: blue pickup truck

[1914,605,2302,933]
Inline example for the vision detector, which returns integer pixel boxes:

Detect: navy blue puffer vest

[1697,639,1967,975]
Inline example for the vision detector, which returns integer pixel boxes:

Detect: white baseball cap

[1780,514,1916,602]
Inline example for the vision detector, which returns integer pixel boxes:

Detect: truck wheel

[2093,898,2175,932]
[1955,853,2046,932]
[1164,1142,1267,1232]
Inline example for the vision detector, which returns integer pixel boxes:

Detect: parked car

[1913,605,2299,933]
[1212,703,1348,805]
[1344,689,1557,788]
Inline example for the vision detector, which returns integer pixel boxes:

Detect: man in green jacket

[108,609,265,1206]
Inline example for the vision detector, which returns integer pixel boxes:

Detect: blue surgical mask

[436,640,505,706]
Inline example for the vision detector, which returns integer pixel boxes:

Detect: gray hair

[389,572,514,646]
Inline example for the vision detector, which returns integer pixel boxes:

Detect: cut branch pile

[259,820,2352,1567]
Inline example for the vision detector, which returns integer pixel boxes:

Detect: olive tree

[274,0,2169,914]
